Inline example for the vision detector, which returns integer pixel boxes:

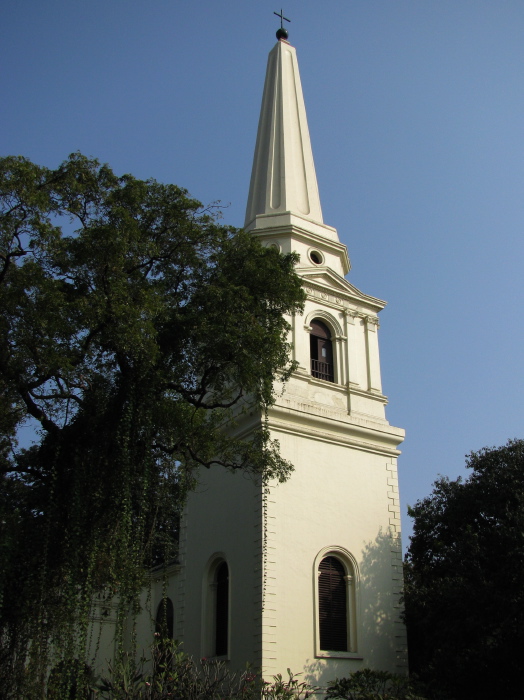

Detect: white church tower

[145,23,407,688]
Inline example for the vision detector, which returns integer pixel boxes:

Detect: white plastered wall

[260,426,407,685]
[176,464,263,666]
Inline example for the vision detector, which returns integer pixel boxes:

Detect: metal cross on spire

[274,9,290,28]
[274,9,290,40]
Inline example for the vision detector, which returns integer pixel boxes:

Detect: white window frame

[304,311,346,386]
[313,546,360,659]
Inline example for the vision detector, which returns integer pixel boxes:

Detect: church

[97,22,407,687]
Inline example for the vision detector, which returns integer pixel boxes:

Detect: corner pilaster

[365,316,382,394]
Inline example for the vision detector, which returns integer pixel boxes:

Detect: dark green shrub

[325,668,427,700]
[95,639,318,699]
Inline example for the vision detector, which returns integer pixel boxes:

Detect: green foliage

[0,153,305,697]
[261,669,318,699]
[404,438,524,700]
[325,669,426,700]
[47,659,97,699]
[94,639,317,699]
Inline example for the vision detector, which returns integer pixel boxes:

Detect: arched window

[155,597,174,639]
[315,548,358,656]
[203,555,230,658]
[310,319,334,382]
[214,561,229,656]
[318,556,347,651]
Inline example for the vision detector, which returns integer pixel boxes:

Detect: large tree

[404,438,524,700]
[0,153,304,696]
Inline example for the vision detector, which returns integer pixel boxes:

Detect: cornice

[267,402,404,457]
[346,384,387,403]
[150,560,180,581]
[251,221,350,273]
[228,391,403,456]
[277,224,347,256]
[246,213,338,242]
[292,371,387,404]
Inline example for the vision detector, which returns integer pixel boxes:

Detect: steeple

[95,18,408,685]
[245,35,330,236]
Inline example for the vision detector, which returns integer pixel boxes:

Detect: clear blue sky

[3,1,524,549]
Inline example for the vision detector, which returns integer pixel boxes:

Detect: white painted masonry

[134,34,408,689]
[245,39,324,230]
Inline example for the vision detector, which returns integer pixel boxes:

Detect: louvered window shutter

[215,562,229,656]
[318,556,347,651]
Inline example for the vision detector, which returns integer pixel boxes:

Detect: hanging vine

[0,153,303,698]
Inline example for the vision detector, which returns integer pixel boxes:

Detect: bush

[94,639,318,699]
[325,668,427,700]
[262,669,318,699]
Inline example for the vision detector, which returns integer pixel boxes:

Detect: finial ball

[276,27,288,40]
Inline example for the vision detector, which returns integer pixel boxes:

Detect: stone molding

[303,282,384,316]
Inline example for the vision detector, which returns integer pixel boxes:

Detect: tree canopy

[404,438,524,700]
[0,153,305,696]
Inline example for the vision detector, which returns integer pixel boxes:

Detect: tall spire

[244,35,324,231]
